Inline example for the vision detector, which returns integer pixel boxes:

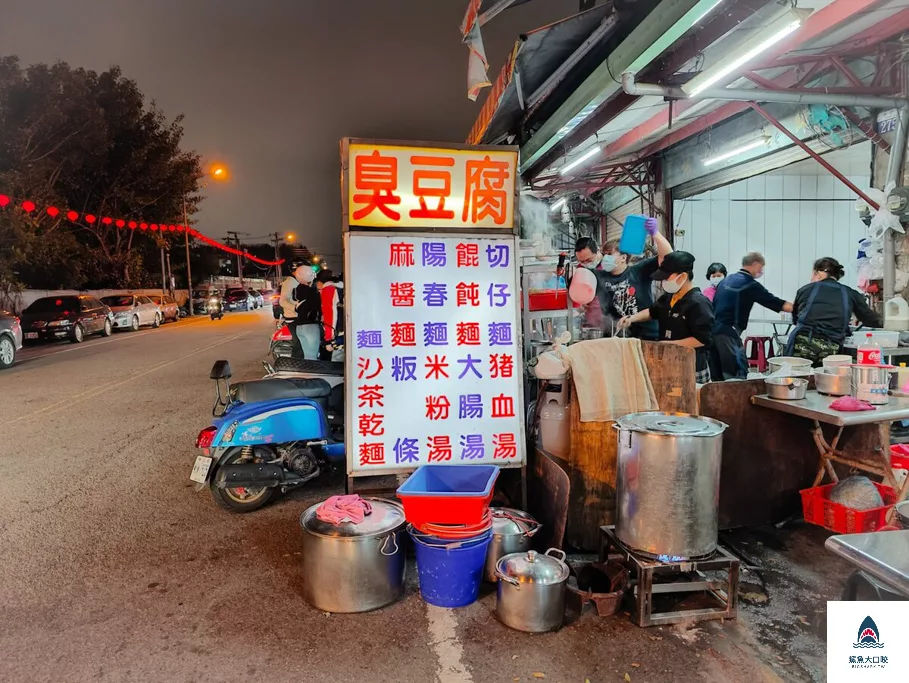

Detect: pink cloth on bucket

[315,495,373,525]
[829,396,876,412]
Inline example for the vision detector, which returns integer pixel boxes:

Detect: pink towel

[316,495,373,525]
[830,396,876,412]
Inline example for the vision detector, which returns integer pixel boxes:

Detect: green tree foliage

[0,56,204,290]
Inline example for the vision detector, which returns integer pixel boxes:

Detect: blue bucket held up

[409,526,492,608]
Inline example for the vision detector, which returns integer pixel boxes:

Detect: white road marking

[7,330,250,426]
[425,604,472,683]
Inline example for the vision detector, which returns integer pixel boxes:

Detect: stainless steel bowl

[814,368,851,396]
[765,376,808,400]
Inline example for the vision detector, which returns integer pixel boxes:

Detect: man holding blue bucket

[575,215,672,341]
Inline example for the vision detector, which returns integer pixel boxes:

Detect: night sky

[0,0,578,262]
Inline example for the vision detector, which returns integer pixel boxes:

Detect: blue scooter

[190,359,345,512]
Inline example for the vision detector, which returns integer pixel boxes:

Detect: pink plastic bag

[829,396,876,412]
[569,267,597,306]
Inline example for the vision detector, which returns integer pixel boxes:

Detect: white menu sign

[345,233,525,474]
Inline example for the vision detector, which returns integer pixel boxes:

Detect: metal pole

[884,105,909,301]
[750,102,881,210]
[160,247,167,297]
[183,197,194,317]
[166,250,173,295]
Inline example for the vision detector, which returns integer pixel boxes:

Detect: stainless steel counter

[825,531,909,597]
[751,391,909,427]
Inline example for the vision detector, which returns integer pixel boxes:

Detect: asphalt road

[0,311,834,683]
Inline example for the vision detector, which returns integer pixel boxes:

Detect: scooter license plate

[190,455,214,484]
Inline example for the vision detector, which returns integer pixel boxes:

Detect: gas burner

[599,526,740,628]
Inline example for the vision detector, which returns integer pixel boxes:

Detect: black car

[20,295,113,344]
[223,288,254,311]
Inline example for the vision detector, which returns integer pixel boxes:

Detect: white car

[101,294,162,331]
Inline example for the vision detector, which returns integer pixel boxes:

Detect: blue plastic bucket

[409,526,492,608]
[618,214,648,256]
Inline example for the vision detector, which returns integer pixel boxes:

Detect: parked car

[148,294,180,322]
[249,289,265,309]
[224,288,254,311]
[20,295,113,344]
[261,289,279,307]
[101,294,162,331]
[0,310,23,369]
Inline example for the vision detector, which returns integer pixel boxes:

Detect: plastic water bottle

[857,332,882,365]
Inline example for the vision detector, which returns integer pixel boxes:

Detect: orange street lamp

[286,232,296,243]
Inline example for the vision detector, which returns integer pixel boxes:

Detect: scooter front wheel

[210,448,277,513]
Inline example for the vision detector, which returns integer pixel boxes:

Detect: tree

[0,56,203,290]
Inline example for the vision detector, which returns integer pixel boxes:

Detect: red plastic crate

[889,444,909,470]
[528,289,568,311]
[800,482,897,534]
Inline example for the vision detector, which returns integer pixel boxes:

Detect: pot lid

[497,549,568,585]
[616,412,726,437]
[491,508,539,536]
[300,498,405,538]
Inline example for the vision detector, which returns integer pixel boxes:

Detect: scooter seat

[231,378,332,405]
[273,357,344,376]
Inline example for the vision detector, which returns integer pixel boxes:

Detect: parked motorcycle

[190,359,345,512]
[270,320,294,361]
[207,294,224,320]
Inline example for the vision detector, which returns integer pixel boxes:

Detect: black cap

[651,251,695,280]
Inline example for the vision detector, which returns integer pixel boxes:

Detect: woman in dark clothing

[617,251,715,383]
[787,257,882,365]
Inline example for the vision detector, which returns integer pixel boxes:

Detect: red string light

[0,192,285,266]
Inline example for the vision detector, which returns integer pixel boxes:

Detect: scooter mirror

[210,360,232,380]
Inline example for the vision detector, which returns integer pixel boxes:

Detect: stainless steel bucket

[483,508,541,582]
[614,412,727,560]
[299,498,407,613]
[852,365,894,404]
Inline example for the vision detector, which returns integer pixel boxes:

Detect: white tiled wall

[673,173,870,338]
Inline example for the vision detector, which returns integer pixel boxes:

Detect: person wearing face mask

[703,262,727,303]
[596,217,673,341]
[573,236,615,333]
[617,251,714,383]
[711,251,793,380]
[786,257,881,365]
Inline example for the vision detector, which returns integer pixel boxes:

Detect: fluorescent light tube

[703,138,769,166]
[550,197,567,212]
[559,146,601,176]
[685,8,809,97]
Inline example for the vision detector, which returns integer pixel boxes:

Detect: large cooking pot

[495,548,568,633]
[614,412,727,560]
[484,508,541,582]
[299,498,407,613]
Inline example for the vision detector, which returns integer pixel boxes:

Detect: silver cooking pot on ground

[299,498,407,613]
[495,549,569,633]
[614,412,727,560]
[484,508,541,583]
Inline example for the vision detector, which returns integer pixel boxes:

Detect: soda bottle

[857,332,882,365]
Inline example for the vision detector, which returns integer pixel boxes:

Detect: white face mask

[578,251,602,269]
[600,254,617,272]
[709,275,725,286]
[662,275,684,294]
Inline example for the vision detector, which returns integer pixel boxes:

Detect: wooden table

[751,391,909,521]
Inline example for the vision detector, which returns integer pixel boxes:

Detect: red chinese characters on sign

[456,322,481,346]
[456,282,480,307]
[358,413,385,438]
[410,156,455,220]
[463,156,510,225]
[357,358,384,380]
[491,394,515,418]
[348,145,516,229]
[358,385,385,408]
[456,243,479,267]
[352,150,401,221]
[359,443,386,466]
[391,322,417,347]
[493,433,518,459]
[489,354,514,379]
[426,395,451,420]
[389,242,415,267]
[427,435,453,462]
[390,282,415,307]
